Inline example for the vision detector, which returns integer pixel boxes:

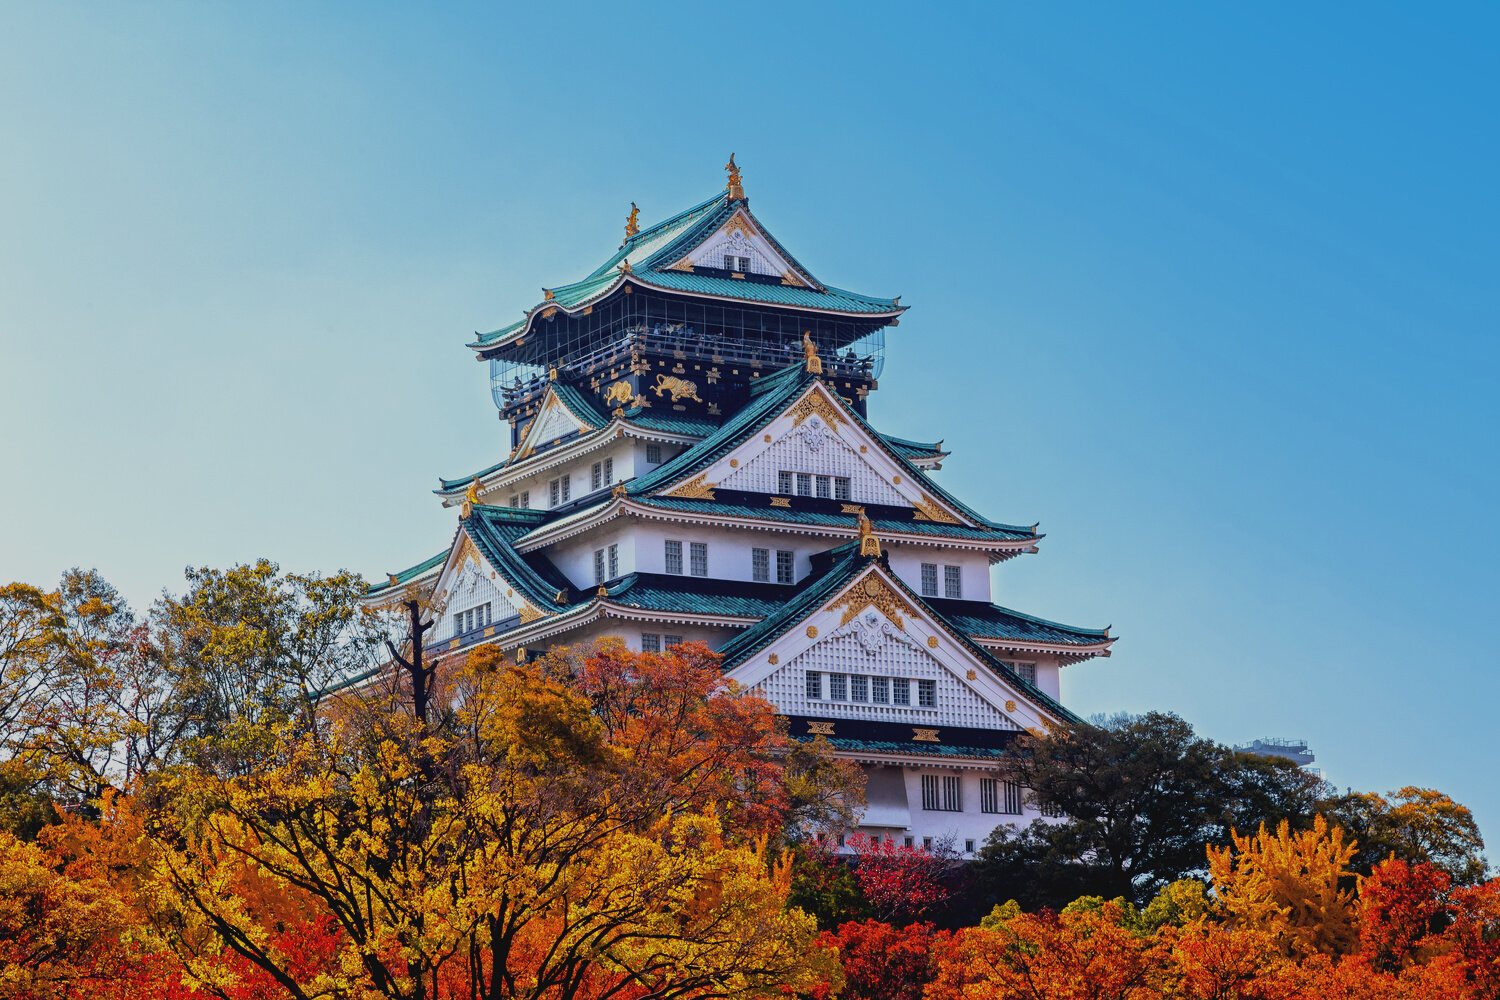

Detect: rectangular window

[664,635,683,649]
[664,540,683,575]
[893,678,911,706]
[850,675,868,702]
[776,550,795,585]
[921,564,938,597]
[641,633,660,652]
[834,477,850,500]
[828,673,847,701]
[871,676,889,704]
[603,457,613,485]
[592,462,602,491]
[778,470,793,494]
[752,548,770,583]
[944,565,962,599]
[608,544,618,579]
[1004,781,1023,815]
[981,778,999,814]
[796,472,813,496]
[815,475,831,499]
[943,775,962,811]
[918,679,937,708]
[805,671,822,700]
[646,443,662,464]
[689,542,708,577]
[594,549,606,584]
[921,775,940,811]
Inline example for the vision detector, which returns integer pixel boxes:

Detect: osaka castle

[365,158,1115,852]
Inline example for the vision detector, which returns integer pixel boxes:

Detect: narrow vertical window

[689,542,708,577]
[850,675,868,702]
[664,540,683,575]
[943,775,962,811]
[834,477,850,500]
[646,443,662,464]
[752,548,770,583]
[828,673,847,700]
[641,633,660,652]
[778,471,793,494]
[921,564,938,597]
[980,778,999,814]
[944,565,961,599]
[871,676,889,704]
[796,473,813,496]
[893,678,911,706]
[776,550,794,584]
[921,775,940,811]
[815,475,831,498]
[805,672,822,699]
[592,462,602,491]
[603,457,613,484]
[594,549,606,584]
[918,679,937,708]
[608,544,618,579]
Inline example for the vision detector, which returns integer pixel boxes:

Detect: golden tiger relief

[653,375,703,403]
[602,380,633,407]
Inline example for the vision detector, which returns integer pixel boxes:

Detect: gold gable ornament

[802,331,822,374]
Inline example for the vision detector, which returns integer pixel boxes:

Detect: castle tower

[366,161,1115,851]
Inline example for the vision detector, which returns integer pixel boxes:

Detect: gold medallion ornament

[825,572,920,631]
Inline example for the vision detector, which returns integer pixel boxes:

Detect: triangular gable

[656,380,971,526]
[665,208,818,289]
[725,562,1063,734]
[427,525,548,639]
[516,384,603,459]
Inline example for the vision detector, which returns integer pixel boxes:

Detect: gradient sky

[3,4,1497,834]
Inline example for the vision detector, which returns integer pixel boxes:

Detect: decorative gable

[727,566,1060,733]
[661,381,969,524]
[668,209,814,287]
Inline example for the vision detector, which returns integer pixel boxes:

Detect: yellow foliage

[1207,814,1359,958]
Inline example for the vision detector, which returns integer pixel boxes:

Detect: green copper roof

[365,549,449,595]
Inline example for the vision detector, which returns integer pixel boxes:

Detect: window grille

[918,679,937,708]
[805,671,821,699]
[778,471,793,494]
[646,443,662,464]
[871,676,889,704]
[815,475,831,499]
[850,674,868,702]
[752,548,770,582]
[796,473,813,496]
[608,544,618,578]
[893,678,911,706]
[664,540,683,575]
[921,775,940,811]
[981,778,999,814]
[834,477,850,500]
[828,673,847,700]
[943,775,962,811]
[689,542,708,577]
[776,549,794,584]
[641,633,660,652]
[944,565,961,599]
[665,635,683,649]
[921,564,938,597]
[594,549,606,584]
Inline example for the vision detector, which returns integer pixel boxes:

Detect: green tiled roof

[798,736,1010,761]
[926,598,1111,647]
[365,549,449,595]
[631,495,1037,542]
[599,572,793,619]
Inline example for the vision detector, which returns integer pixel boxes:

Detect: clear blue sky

[3,4,1497,832]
